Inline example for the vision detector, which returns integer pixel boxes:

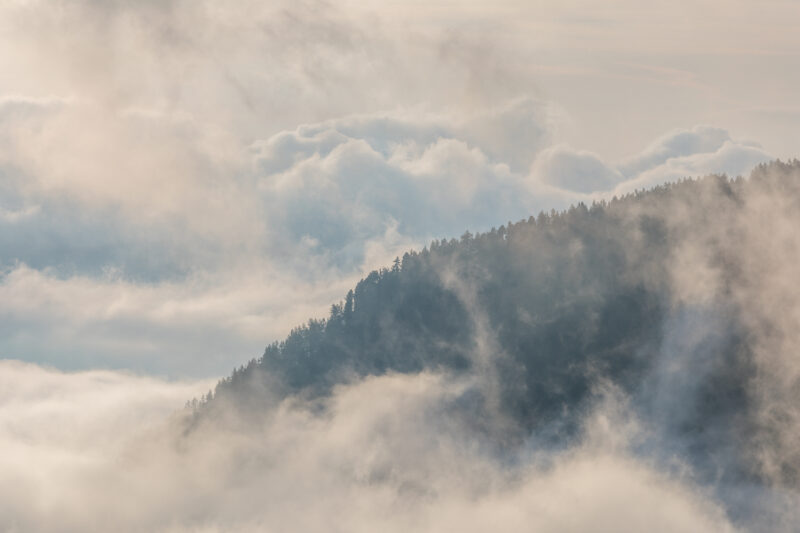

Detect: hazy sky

[2,4,800,531]
[0,0,796,376]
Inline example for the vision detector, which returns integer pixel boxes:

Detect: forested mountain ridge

[196,160,800,497]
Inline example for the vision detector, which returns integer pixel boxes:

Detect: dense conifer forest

[196,160,800,496]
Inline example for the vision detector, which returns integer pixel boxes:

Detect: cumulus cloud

[618,126,735,178]
[0,361,737,533]
[613,126,772,194]
[531,145,625,194]
[0,94,776,374]
[529,126,772,197]
[252,99,556,268]
[252,112,773,274]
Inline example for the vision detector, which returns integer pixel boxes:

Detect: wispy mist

[0,362,736,533]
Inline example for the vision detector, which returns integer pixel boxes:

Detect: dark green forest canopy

[198,160,800,487]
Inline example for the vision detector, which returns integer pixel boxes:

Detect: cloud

[613,126,772,194]
[0,264,363,375]
[0,91,777,375]
[531,145,625,193]
[529,126,772,196]
[0,360,737,532]
[9,168,800,530]
[1,259,384,375]
[618,126,735,178]
[253,100,554,269]
[0,0,784,377]
[0,2,798,530]
[0,95,560,374]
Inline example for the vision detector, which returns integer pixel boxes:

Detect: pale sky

[0,0,797,376]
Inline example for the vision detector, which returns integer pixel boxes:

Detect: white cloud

[0,93,776,375]
[528,126,772,197]
[531,145,625,194]
[0,361,737,532]
[613,126,772,194]
[0,265,355,375]
[253,102,550,269]
[618,126,735,178]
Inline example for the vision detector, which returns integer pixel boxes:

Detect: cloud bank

[0,93,772,374]
[0,360,738,533]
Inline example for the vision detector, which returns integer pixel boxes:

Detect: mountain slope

[199,160,800,503]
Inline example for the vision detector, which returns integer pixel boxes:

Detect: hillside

[197,160,800,513]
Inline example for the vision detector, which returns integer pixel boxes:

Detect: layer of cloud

[0,264,359,375]
[0,92,773,375]
[0,360,736,533]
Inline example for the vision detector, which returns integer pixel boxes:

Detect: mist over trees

[195,160,800,526]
